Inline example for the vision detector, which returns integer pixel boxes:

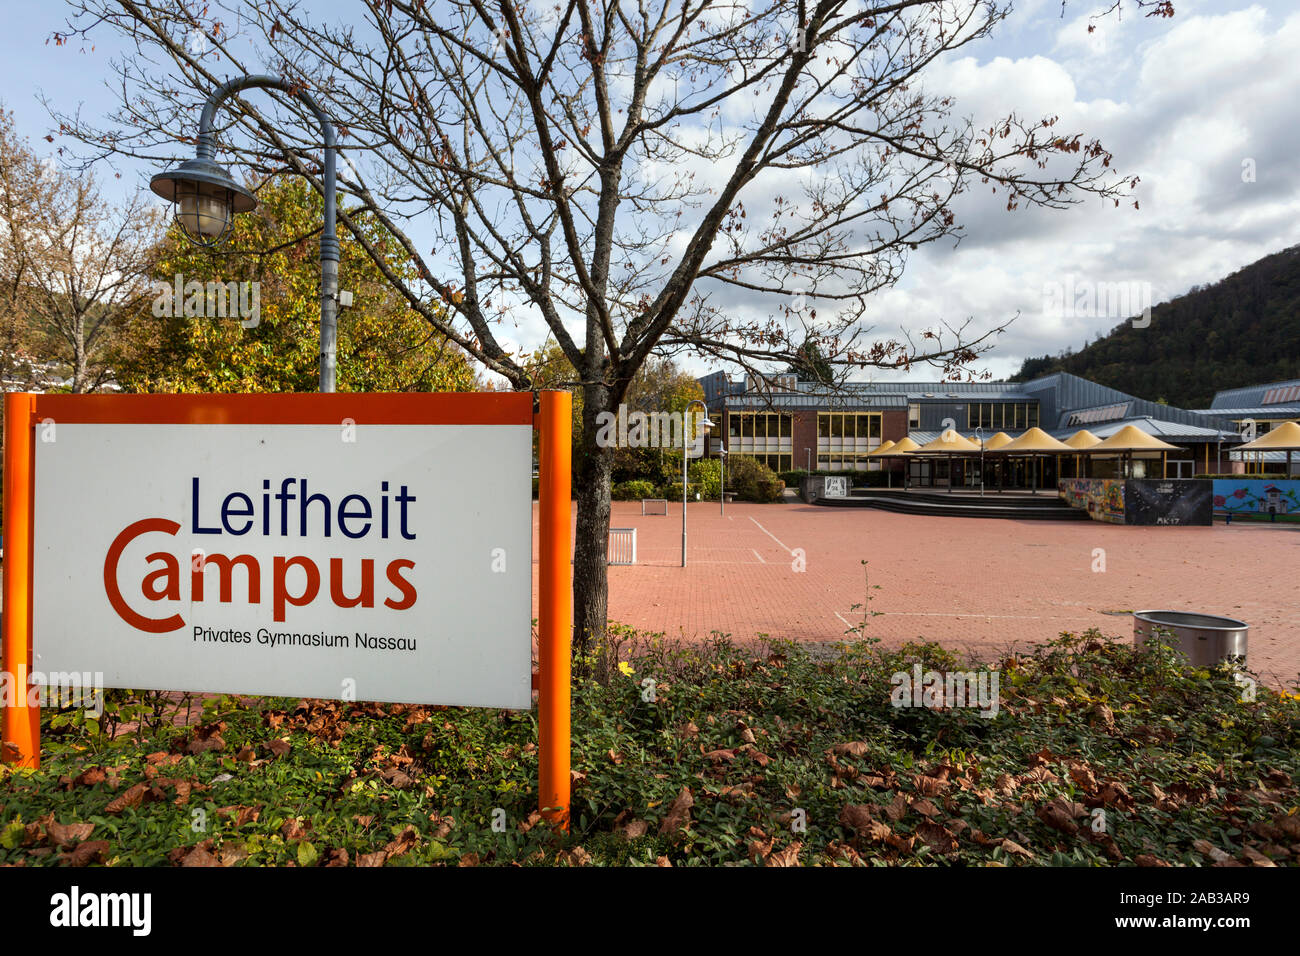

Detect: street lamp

[975,425,985,496]
[682,399,716,567]
[150,74,341,392]
[719,446,728,516]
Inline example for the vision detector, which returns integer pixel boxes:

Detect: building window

[728,412,794,471]
[816,413,882,470]
[969,402,1039,431]
[908,404,921,428]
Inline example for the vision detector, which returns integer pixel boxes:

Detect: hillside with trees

[1013,245,1300,408]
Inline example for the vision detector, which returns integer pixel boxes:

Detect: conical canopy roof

[1087,424,1179,453]
[1063,429,1102,449]
[1236,420,1300,451]
[980,431,1015,450]
[914,429,981,453]
[865,440,897,458]
[889,436,922,454]
[992,427,1073,454]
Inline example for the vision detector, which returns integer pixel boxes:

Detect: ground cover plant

[2,629,1297,867]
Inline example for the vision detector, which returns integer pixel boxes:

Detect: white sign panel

[33,422,532,708]
[824,476,848,498]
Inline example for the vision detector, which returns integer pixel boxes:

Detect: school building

[699,371,1300,488]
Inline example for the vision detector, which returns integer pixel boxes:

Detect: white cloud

[825,3,1300,386]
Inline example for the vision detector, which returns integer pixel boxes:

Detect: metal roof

[1190,406,1300,418]
[1051,416,1237,444]
[1210,378,1300,409]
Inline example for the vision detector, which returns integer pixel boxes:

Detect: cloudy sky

[4,0,1298,383]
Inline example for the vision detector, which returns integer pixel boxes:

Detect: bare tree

[0,106,163,393]
[50,0,1142,653]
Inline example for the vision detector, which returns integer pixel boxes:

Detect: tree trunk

[572,382,613,669]
[71,319,88,394]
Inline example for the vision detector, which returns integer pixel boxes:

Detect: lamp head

[150,157,256,246]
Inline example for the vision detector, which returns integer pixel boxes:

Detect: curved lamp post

[682,399,716,567]
[149,75,341,392]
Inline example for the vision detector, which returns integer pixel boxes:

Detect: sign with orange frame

[2,391,572,823]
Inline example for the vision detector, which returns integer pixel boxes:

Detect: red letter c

[103,518,185,633]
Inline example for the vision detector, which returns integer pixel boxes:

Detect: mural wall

[1058,478,1213,525]
[1058,478,1126,524]
[1212,479,1300,521]
[1126,479,1213,526]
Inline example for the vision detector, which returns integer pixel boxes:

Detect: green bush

[10,627,1296,866]
[612,480,658,501]
[612,446,676,488]
[661,481,706,501]
[689,459,722,499]
[728,455,785,502]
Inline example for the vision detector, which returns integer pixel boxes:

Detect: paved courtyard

[534,500,1300,686]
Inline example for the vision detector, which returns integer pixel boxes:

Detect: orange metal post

[536,390,572,826]
[2,393,38,768]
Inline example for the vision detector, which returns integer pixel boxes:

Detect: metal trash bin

[1133,610,1248,666]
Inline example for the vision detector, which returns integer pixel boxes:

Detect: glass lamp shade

[150,157,255,247]
[176,182,234,243]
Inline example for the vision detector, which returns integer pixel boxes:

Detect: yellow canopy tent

[980,431,1014,450]
[1063,429,1102,449]
[1085,424,1179,478]
[912,429,981,492]
[1236,420,1300,476]
[971,431,1014,492]
[866,440,898,487]
[913,429,982,453]
[881,436,921,489]
[985,427,1073,494]
[1062,428,1101,478]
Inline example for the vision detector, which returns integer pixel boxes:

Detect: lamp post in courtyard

[975,425,985,495]
[719,446,728,516]
[682,399,716,567]
[149,74,342,392]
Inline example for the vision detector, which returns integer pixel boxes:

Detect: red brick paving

[533,500,1300,686]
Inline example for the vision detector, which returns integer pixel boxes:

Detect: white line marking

[748,516,793,553]
[751,549,766,564]
[850,611,1100,621]
[834,611,853,628]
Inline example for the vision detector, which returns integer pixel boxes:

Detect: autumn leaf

[61,840,110,867]
[47,822,95,847]
[766,842,802,867]
[658,787,694,836]
[829,742,870,757]
[105,783,149,814]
